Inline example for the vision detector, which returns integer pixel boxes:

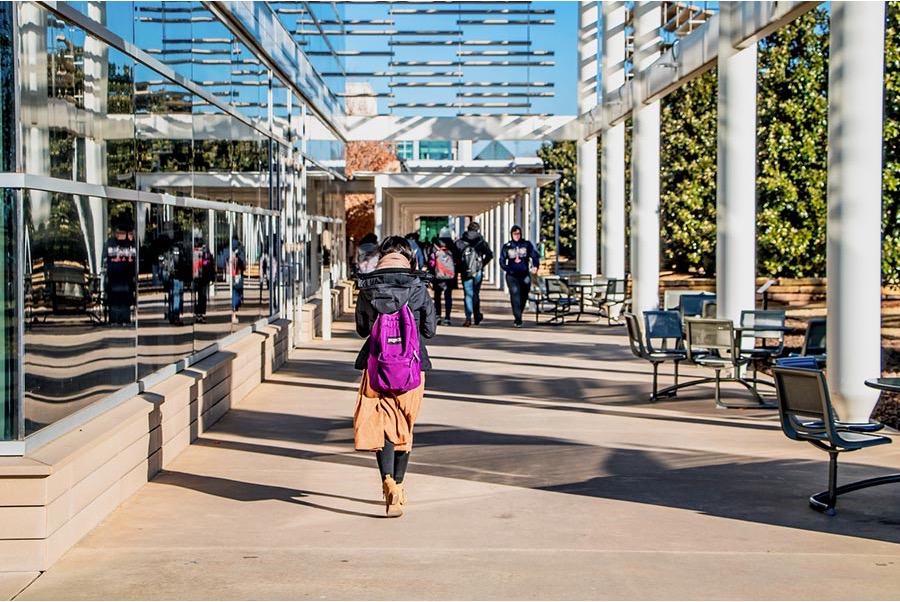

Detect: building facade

[1,1,348,454]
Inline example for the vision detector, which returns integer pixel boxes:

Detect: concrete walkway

[11,290,900,600]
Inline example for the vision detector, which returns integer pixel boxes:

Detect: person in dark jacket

[354,236,437,518]
[499,224,540,328]
[454,221,494,327]
[103,220,137,325]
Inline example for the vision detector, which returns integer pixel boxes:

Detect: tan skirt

[353,369,425,452]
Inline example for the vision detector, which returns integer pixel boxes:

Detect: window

[419,141,452,161]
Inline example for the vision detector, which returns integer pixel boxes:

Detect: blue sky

[95,1,580,118]
[298,1,579,117]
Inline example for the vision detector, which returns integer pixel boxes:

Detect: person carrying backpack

[454,221,494,327]
[354,236,437,518]
[427,228,459,325]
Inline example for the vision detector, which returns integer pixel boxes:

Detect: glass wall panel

[0,2,16,440]
[231,212,251,327]
[134,62,193,195]
[23,192,137,436]
[188,3,232,106]
[66,2,135,46]
[306,112,344,163]
[136,203,193,378]
[11,1,286,440]
[1,190,16,440]
[106,48,137,189]
[272,78,289,141]
[213,208,232,327]
[191,208,229,350]
[231,117,267,208]
[193,101,234,204]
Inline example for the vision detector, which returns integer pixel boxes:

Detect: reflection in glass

[191,208,228,350]
[106,48,137,189]
[1,191,17,440]
[231,212,249,328]
[1,3,16,440]
[136,204,193,378]
[193,104,233,205]
[12,1,289,438]
[23,192,137,435]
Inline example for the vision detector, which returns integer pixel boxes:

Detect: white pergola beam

[344,115,581,141]
[588,1,820,136]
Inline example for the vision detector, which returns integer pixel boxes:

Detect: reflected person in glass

[102,220,136,325]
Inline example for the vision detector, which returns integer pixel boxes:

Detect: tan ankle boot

[382,475,403,518]
[396,482,407,505]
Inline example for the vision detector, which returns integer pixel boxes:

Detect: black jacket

[355,268,437,371]
[455,230,494,279]
[500,239,540,276]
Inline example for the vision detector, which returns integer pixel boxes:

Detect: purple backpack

[368,304,422,394]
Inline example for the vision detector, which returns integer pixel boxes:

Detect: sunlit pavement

[13,289,900,600]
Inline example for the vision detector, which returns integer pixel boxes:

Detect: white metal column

[486,209,496,285]
[522,191,530,240]
[373,175,385,240]
[531,184,541,250]
[716,2,758,323]
[827,1,885,423]
[577,1,599,275]
[630,1,662,316]
[502,202,514,292]
[601,1,627,279]
[514,193,524,230]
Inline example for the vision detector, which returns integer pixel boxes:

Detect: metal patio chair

[685,318,776,409]
[772,366,900,515]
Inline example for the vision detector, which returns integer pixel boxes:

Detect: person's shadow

[154,469,384,518]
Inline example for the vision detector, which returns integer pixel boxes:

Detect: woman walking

[354,236,436,517]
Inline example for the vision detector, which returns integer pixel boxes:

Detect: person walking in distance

[499,225,539,328]
[455,221,494,327]
[427,228,459,325]
[354,236,437,518]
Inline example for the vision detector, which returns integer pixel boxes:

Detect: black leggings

[433,282,453,319]
[375,438,410,483]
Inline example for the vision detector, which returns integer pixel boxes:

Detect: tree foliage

[538,6,900,284]
[884,2,900,285]
[659,70,718,274]
[537,140,578,256]
[344,141,398,243]
[756,8,830,278]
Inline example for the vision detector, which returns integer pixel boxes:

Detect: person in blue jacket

[499,224,540,328]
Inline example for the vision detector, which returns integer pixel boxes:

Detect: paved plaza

[8,290,900,600]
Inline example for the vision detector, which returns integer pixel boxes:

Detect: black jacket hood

[462,230,483,245]
[357,268,425,314]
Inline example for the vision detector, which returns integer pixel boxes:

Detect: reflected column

[19,3,50,221]
[82,1,109,277]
